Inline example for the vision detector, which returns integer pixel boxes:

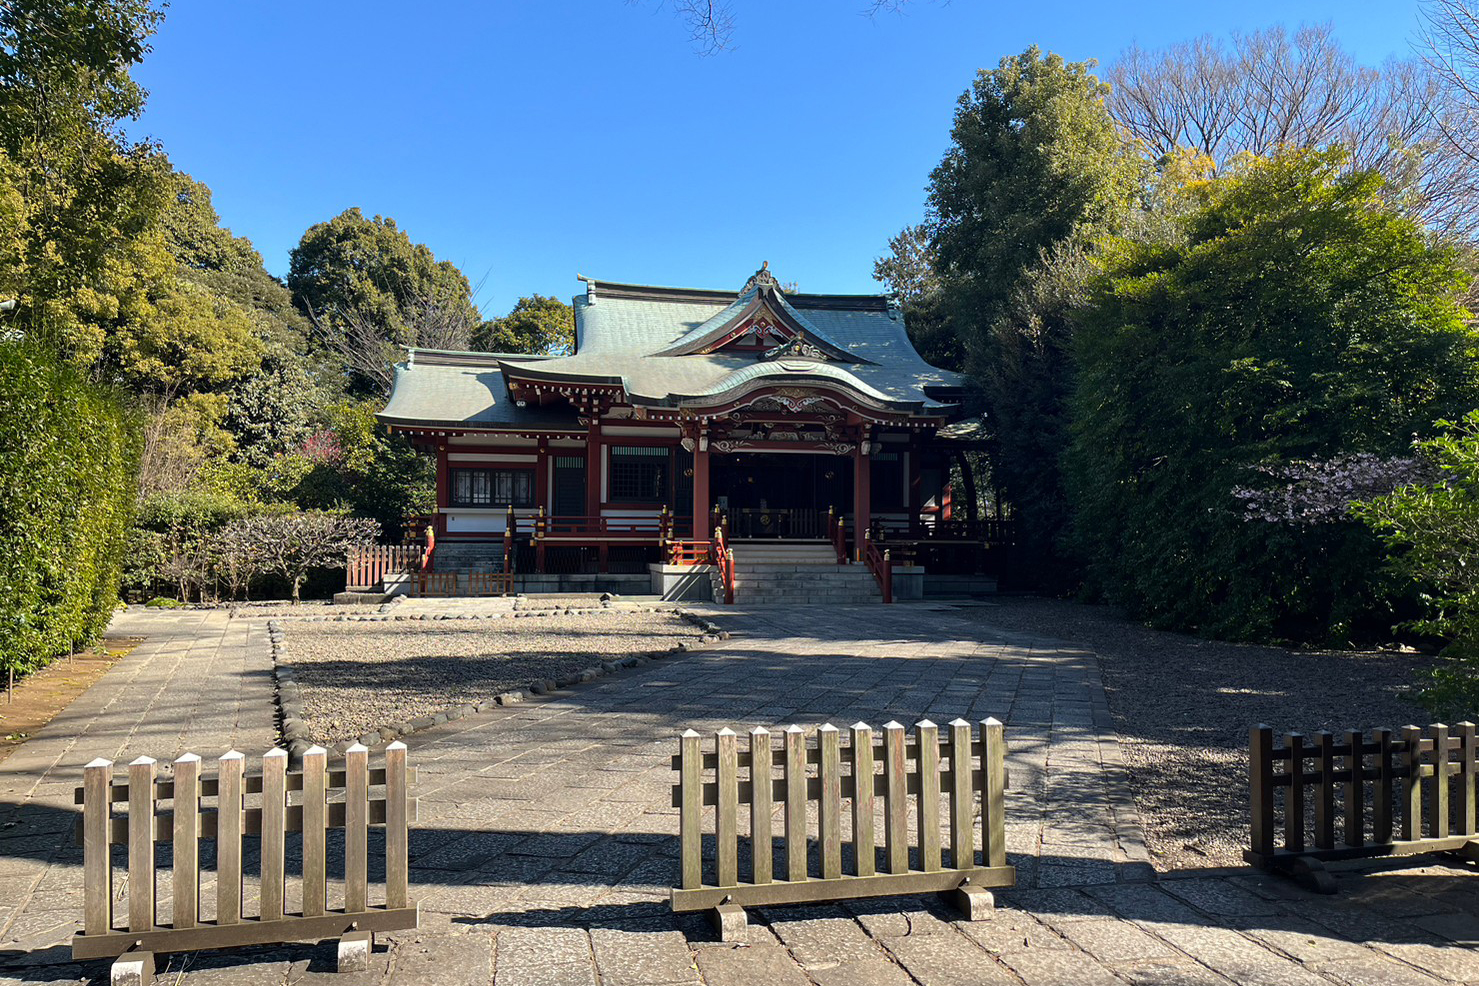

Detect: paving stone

[1158,879,1283,917]
[1373,940,1479,982]
[1000,946,1128,986]
[1119,958,1234,985]
[1054,918,1180,965]
[879,931,1018,985]
[1239,916,1376,967]
[763,907,883,970]
[693,943,810,986]
[808,956,916,986]
[1318,956,1449,986]
[1152,923,1332,986]
[492,927,595,986]
[588,928,698,986]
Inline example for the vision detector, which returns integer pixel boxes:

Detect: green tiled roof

[378,275,967,430]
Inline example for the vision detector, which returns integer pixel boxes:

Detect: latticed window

[871,452,905,511]
[608,446,670,504]
[450,468,533,507]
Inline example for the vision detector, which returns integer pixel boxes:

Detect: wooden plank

[261,749,287,922]
[302,746,328,918]
[1431,723,1451,840]
[716,728,739,888]
[385,741,410,910]
[916,721,940,873]
[981,718,1006,868]
[82,759,112,936]
[1343,729,1364,848]
[217,751,245,925]
[948,719,974,869]
[1315,732,1336,851]
[1402,726,1423,842]
[670,865,1017,913]
[750,727,773,885]
[1374,728,1394,844]
[1285,733,1305,853]
[884,721,907,874]
[785,725,807,882]
[172,753,201,930]
[1461,722,1477,837]
[819,724,842,880]
[679,730,701,891]
[128,757,157,933]
[851,722,875,878]
[71,906,420,960]
[1249,726,1275,858]
[345,744,369,914]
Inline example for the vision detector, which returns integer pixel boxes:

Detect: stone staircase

[715,541,882,605]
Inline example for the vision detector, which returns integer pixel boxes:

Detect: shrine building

[375,264,1002,602]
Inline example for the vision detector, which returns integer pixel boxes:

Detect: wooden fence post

[261,748,287,923]
[1430,723,1450,840]
[784,725,807,881]
[1374,727,1394,844]
[981,718,1006,868]
[1315,731,1336,851]
[82,758,112,937]
[302,745,328,918]
[716,728,738,888]
[1285,733,1305,853]
[345,743,369,915]
[1401,725,1423,842]
[173,753,200,930]
[1461,722,1477,837]
[948,719,974,869]
[1249,725,1275,860]
[851,722,875,878]
[750,727,773,885]
[819,724,842,880]
[386,740,410,909]
[1343,729,1364,848]
[217,751,244,925]
[916,720,940,872]
[679,730,701,891]
[884,721,908,874]
[128,756,156,934]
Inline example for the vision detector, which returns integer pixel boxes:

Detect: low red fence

[863,535,893,604]
[713,528,735,604]
[667,540,713,567]
[346,545,423,591]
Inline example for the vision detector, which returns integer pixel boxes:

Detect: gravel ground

[277,610,703,744]
[954,596,1436,870]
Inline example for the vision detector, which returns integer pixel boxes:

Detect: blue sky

[132,0,1427,316]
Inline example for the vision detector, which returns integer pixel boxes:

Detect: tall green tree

[473,294,574,355]
[1068,149,1479,642]
[915,47,1143,587]
[288,209,481,392]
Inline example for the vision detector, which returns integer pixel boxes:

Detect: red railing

[862,532,893,604]
[828,508,849,564]
[346,543,424,591]
[713,526,735,604]
[667,539,713,566]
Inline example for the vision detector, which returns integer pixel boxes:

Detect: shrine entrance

[711,452,852,539]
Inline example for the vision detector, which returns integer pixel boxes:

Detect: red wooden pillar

[852,439,871,562]
[434,442,449,538]
[906,448,922,538]
[585,421,601,519]
[535,437,549,513]
[692,436,711,541]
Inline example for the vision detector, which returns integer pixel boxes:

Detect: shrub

[144,596,183,609]
[0,342,141,676]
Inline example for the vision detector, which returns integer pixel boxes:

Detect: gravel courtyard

[953,596,1435,870]
[276,610,704,744]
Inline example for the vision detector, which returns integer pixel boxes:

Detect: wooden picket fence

[1248,722,1479,892]
[72,743,419,976]
[671,718,1013,934]
[346,545,422,592]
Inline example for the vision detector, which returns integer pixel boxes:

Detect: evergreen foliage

[1067,150,1478,641]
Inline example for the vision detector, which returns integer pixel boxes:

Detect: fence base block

[337,931,373,973]
[709,904,747,942]
[943,885,995,921]
[1284,856,1337,895]
[110,950,154,986]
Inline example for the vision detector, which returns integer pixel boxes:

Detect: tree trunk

[292,576,303,604]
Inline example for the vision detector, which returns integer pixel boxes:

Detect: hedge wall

[0,342,141,675]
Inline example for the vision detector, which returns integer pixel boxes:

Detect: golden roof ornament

[741,260,780,295]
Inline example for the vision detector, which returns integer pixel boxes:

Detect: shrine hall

[375,264,1006,602]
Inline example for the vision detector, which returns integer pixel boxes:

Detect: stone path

[4,603,1479,985]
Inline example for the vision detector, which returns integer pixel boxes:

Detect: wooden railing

[667,539,714,566]
[1248,722,1479,893]
[73,744,418,977]
[828,508,849,565]
[346,544,424,591]
[713,526,735,604]
[863,533,893,604]
[672,718,1013,938]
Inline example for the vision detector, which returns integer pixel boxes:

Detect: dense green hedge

[0,342,141,675]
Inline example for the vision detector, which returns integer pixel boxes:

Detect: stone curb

[267,608,731,764]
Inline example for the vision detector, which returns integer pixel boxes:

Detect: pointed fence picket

[1248,722,1479,891]
[671,718,1014,923]
[72,744,419,970]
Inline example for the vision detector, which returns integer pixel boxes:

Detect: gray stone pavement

[5,602,1479,985]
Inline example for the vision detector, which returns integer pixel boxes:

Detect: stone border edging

[269,607,730,763]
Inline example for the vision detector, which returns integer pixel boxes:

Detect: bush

[0,342,141,676]
[144,596,183,609]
